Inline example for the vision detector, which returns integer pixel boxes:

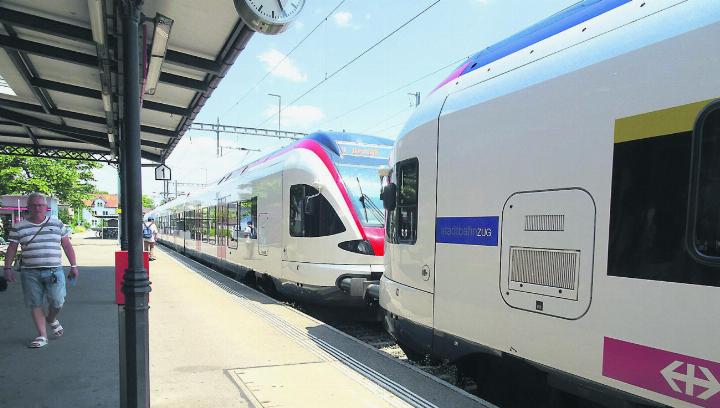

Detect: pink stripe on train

[603,337,720,407]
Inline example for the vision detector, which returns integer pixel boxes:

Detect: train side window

[239,197,257,239]
[687,101,720,263]
[388,158,418,244]
[192,210,199,240]
[186,210,192,238]
[217,203,227,247]
[609,100,720,287]
[177,211,184,232]
[228,202,239,248]
[201,207,209,243]
[289,184,345,237]
[208,206,217,245]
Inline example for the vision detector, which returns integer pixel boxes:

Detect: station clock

[234,0,305,35]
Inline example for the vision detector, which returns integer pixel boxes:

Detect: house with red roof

[81,194,119,228]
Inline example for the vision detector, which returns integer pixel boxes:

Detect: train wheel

[397,342,428,364]
[257,273,278,296]
[240,269,256,286]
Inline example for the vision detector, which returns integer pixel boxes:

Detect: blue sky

[94,0,578,201]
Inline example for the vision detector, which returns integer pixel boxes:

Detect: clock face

[244,0,305,25]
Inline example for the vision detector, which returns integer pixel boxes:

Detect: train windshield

[336,163,385,227]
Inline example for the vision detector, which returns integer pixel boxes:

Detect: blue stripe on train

[458,0,631,78]
[436,216,499,246]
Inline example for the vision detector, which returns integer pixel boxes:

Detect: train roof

[433,0,629,92]
[398,0,718,139]
[150,131,393,214]
[216,131,393,181]
[306,131,394,156]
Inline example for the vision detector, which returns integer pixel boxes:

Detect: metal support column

[119,141,129,250]
[120,1,151,407]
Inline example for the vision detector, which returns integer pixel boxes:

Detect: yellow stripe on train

[614,99,716,143]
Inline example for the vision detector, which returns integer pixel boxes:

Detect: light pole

[268,93,281,134]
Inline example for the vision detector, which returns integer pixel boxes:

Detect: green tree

[58,207,72,225]
[142,194,155,209]
[0,155,101,207]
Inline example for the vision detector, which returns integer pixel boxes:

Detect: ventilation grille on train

[525,215,565,231]
[510,247,578,290]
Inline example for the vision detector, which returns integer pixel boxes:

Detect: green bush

[73,225,86,233]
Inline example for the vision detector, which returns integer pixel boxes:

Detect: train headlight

[338,239,375,255]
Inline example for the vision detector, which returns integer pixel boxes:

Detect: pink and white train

[150,131,392,305]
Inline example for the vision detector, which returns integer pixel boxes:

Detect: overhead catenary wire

[321,55,468,129]
[221,0,348,119]
[255,0,443,128]
[373,121,407,135]
[359,106,413,134]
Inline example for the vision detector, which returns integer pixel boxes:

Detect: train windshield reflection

[336,164,384,227]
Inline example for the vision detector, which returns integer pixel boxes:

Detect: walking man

[142,216,158,261]
[3,193,79,348]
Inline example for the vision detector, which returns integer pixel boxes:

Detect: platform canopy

[0,0,255,163]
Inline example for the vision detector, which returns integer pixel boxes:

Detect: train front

[281,132,391,306]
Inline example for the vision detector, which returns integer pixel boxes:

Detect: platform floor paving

[0,233,493,408]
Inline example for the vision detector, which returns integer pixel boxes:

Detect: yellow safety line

[614,99,716,143]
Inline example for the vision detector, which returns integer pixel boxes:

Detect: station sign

[155,164,171,181]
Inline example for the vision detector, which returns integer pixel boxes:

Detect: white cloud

[265,105,324,130]
[257,49,307,82]
[331,11,353,27]
[293,21,305,30]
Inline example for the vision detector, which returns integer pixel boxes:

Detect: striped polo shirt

[9,217,69,268]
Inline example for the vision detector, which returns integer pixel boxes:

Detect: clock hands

[276,0,286,16]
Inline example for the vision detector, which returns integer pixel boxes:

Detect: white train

[379,0,720,406]
[150,131,392,305]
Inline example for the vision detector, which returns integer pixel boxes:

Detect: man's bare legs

[31,306,62,338]
[31,307,47,338]
[47,306,61,324]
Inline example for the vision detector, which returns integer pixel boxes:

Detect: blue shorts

[20,266,66,309]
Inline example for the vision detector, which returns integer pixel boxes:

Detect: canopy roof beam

[0,34,205,91]
[0,97,176,138]
[0,7,222,74]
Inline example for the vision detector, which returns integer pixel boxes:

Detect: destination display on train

[336,141,392,160]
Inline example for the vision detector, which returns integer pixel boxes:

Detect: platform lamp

[145,14,173,95]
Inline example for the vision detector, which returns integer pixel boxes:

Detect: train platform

[0,233,493,408]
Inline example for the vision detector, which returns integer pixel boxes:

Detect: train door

[282,167,308,263]
[216,198,228,260]
[257,213,270,256]
[386,123,438,295]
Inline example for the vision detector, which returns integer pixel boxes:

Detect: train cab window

[289,184,345,237]
[228,202,239,249]
[240,197,257,239]
[387,158,418,244]
[690,103,720,260]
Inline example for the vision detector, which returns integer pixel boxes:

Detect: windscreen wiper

[357,177,384,223]
[357,177,369,222]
